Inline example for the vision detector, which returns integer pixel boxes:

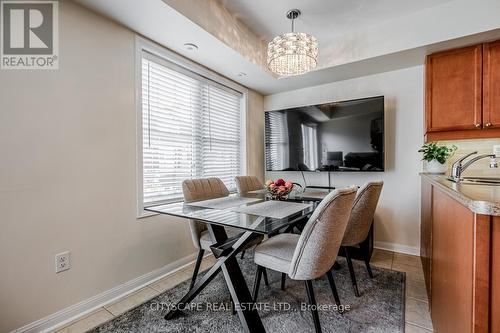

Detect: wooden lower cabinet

[492,217,500,333]
[421,180,499,332]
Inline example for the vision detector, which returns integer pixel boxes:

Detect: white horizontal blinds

[142,52,243,204]
[265,111,288,170]
[200,85,242,191]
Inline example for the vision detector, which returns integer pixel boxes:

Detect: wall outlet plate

[494,145,500,158]
[55,251,70,273]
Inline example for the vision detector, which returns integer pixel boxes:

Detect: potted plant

[418,142,457,174]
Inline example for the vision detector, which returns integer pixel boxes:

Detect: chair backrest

[182,178,229,249]
[342,181,383,246]
[289,186,357,280]
[235,176,263,194]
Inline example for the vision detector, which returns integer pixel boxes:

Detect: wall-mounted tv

[265,96,385,172]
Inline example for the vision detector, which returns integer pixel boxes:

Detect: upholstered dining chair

[341,181,383,297]
[252,186,358,333]
[182,178,264,290]
[235,175,263,194]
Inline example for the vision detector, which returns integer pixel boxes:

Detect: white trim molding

[374,241,420,256]
[12,252,210,333]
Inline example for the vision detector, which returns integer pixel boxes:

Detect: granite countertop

[421,173,500,216]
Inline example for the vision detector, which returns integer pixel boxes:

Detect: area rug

[90,253,405,332]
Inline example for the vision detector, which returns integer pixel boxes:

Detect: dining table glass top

[144,191,326,235]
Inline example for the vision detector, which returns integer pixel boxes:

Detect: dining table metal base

[164,224,266,333]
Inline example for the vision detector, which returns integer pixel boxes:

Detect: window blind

[265,111,289,171]
[141,53,243,205]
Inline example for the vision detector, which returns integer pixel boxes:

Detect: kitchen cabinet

[421,175,500,332]
[425,40,500,141]
[484,40,500,129]
[426,45,482,133]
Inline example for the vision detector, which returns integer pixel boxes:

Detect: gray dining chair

[235,175,263,194]
[252,186,358,333]
[341,181,383,297]
[182,178,264,290]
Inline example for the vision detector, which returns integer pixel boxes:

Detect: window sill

[137,199,184,219]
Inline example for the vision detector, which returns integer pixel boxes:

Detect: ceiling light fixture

[183,43,198,51]
[267,9,318,77]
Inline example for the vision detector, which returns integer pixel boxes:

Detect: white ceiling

[220,0,454,69]
[75,0,500,95]
[221,0,452,42]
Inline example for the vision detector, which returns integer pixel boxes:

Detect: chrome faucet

[451,151,498,182]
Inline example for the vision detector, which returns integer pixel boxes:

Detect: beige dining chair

[235,176,263,194]
[252,186,357,333]
[182,178,264,290]
[341,181,383,297]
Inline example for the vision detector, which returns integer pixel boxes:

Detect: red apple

[275,178,285,186]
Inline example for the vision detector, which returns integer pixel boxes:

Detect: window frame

[135,36,247,218]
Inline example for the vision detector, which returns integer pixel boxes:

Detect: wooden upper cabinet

[483,40,500,129]
[426,45,483,133]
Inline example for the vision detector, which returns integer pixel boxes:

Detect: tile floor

[52,250,433,332]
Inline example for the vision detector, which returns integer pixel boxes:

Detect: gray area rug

[90,253,405,332]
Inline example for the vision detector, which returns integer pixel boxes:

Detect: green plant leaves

[419,142,457,163]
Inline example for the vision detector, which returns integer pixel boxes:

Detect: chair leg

[230,298,236,315]
[281,273,286,290]
[360,236,374,278]
[252,265,263,302]
[189,249,205,290]
[305,280,322,333]
[326,270,342,311]
[365,259,374,278]
[344,247,360,297]
[332,260,341,270]
[262,267,269,287]
[240,250,246,260]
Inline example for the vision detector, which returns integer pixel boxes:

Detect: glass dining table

[145,190,328,333]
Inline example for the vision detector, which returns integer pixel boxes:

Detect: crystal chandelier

[267,9,318,76]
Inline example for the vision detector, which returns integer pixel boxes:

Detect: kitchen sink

[447,176,500,185]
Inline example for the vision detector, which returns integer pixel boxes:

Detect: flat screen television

[265,96,385,172]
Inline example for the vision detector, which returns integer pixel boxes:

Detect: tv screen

[265,96,384,172]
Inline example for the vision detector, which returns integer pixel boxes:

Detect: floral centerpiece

[265,178,294,200]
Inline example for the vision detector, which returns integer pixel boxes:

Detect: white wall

[265,66,425,254]
[0,1,263,331]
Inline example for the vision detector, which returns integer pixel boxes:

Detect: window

[265,112,289,171]
[140,51,244,207]
[301,124,318,170]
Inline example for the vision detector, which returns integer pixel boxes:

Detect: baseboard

[13,252,211,333]
[374,241,420,256]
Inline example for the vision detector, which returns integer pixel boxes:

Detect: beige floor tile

[150,270,191,293]
[104,287,159,316]
[55,308,113,333]
[392,261,425,282]
[372,248,394,258]
[406,279,429,302]
[371,255,393,269]
[182,255,217,276]
[406,297,433,330]
[370,249,394,269]
[405,322,433,332]
[393,253,422,268]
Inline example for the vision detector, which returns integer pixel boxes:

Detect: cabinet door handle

[475,123,481,128]
[485,123,492,128]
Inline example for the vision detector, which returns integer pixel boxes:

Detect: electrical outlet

[55,251,70,273]
[494,145,500,158]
